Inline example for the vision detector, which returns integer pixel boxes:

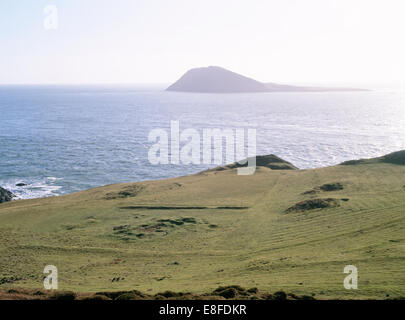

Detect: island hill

[166,66,367,93]
[0,150,404,300]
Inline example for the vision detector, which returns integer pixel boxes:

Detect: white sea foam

[1,177,63,200]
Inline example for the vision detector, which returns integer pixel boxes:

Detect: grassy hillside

[0,152,404,299]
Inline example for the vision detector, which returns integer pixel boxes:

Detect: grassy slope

[0,159,404,299]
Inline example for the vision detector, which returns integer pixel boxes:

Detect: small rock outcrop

[16,183,27,187]
[0,187,14,203]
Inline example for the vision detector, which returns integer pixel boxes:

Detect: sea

[1,85,404,199]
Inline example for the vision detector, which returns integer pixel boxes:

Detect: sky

[0,0,404,86]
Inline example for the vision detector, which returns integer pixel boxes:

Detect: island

[166,66,367,93]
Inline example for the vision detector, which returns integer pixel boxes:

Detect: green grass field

[0,151,404,299]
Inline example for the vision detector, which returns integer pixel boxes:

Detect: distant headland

[166,66,367,93]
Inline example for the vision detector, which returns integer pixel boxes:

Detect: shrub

[247,287,258,294]
[115,293,140,300]
[286,198,339,212]
[156,291,183,298]
[216,288,238,299]
[272,291,287,300]
[50,291,77,300]
[319,182,343,191]
[82,294,111,300]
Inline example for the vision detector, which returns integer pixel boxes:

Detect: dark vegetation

[49,291,77,300]
[120,205,248,210]
[0,276,22,285]
[205,154,298,173]
[319,182,344,191]
[341,150,405,166]
[111,217,201,240]
[302,182,344,195]
[0,286,321,300]
[286,198,340,213]
[379,150,405,165]
[105,185,144,199]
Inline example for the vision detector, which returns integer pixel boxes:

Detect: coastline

[2,150,404,202]
[0,150,404,299]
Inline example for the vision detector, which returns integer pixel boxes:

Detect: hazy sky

[1,0,404,85]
